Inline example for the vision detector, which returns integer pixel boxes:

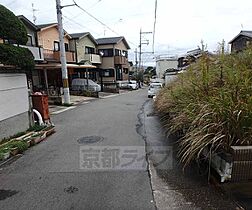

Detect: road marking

[81,101,90,105]
[51,106,76,114]
[100,95,118,99]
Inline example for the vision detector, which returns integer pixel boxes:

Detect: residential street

[0,89,238,210]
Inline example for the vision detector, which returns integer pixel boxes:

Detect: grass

[155,45,252,167]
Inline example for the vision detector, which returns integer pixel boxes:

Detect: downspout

[74,39,78,63]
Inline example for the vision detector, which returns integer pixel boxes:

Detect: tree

[144,66,156,77]
[0,4,34,70]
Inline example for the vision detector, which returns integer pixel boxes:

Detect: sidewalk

[49,95,96,115]
[49,90,131,115]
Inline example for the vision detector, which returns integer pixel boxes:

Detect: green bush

[155,47,252,166]
[0,44,35,70]
[0,4,27,44]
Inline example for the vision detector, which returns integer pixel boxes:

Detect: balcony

[19,45,44,61]
[43,50,76,63]
[114,56,128,65]
[84,54,102,64]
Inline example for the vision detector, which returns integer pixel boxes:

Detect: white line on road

[100,95,119,99]
[81,101,90,105]
[51,106,76,115]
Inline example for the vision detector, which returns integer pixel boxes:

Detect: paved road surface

[0,88,238,210]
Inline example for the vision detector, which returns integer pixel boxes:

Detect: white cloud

[1,0,252,66]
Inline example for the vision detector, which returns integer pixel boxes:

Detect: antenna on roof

[32,3,39,24]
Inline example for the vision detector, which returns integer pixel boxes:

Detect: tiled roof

[70,32,89,39]
[229,30,252,43]
[96,37,123,45]
[17,15,38,30]
[36,23,57,29]
[96,36,130,49]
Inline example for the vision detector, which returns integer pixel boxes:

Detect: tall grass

[155,46,252,166]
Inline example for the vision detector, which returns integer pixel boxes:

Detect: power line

[62,14,101,36]
[152,0,157,53]
[73,0,120,36]
[72,0,138,47]
[88,0,103,10]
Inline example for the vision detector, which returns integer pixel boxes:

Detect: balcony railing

[19,45,44,61]
[43,49,76,63]
[114,56,128,65]
[84,54,101,64]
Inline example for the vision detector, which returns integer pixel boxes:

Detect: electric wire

[72,0,138,47]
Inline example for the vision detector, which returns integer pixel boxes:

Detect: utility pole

[134,48,138,70]
[139,29,152,72]
[139,28,142,72]
[55,0,75,104]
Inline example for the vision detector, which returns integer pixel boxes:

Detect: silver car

[148,83,162,98]
[71,79,101,92]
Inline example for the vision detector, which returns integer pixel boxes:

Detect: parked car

[117,80,129,89]
[127,80,138,90]
[148,82,162,98]
[71,79,101,92]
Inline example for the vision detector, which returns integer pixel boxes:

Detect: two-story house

[34,23,77,94]
[96,36,130,82]
[229,31,252,53]
[69,32,101,82]
[17,15,44,89]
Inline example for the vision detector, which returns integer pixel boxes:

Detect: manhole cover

[77,136,104,144]
[64,186,78,194]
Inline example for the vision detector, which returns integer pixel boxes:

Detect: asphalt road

[0,88,239,210]
[0,89,155,210]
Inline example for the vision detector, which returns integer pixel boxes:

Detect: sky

[1,0,252,66]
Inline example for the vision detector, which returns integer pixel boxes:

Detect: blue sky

[1,0,252,66]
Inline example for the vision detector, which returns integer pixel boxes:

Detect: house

[69,32,101,82]
[96,36,130,82]
[33,22,77,96]
[229,30,252,53]
[178,48,204,69]
[156,56,178,78]
[17,15,44,62]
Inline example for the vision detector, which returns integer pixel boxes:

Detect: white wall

[0,74,29,121]
[156,59,178,78]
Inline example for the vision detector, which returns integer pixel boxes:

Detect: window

[123,68,128,74]
[115,49,121,56]
[103,69,114,77]
[85,47,95,54]
[122,50,128,58]
[116,66,123,80]
[27,35,33,46]
[65,43,69,52]
[98,49,113,57]
[54,41,60,51]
